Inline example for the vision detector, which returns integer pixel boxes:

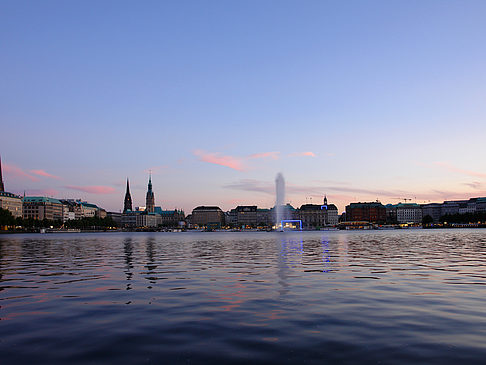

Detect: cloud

[223,179,274,194]
[31,169,61,180]
[3,163,39,181]
[248,152,280,160]
[434,162,486,178]
[463,181,483,190]
[64,185,116,194]
[223,179,409,198]
[289,152,316,157]
[193,150,245,171]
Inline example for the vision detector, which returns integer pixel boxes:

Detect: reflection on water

[1,230,486,364]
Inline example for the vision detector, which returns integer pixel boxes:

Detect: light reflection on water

[1,230,486,364]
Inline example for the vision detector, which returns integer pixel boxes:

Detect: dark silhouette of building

[191,206,225,228]
[123,178,132,213]
[346,202,386,223]
[145,174,155,213]
[0,156,4,192]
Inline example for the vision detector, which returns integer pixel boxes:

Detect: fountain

[275,173,285,230]
[275,173,302,231]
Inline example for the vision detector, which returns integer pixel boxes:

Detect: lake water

[1,230,486,364]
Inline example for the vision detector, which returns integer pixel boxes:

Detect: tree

[422,215,434,226]
[0,208,15,228]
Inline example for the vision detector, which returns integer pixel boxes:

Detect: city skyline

[1,1,486,213]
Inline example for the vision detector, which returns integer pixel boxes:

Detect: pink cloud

[65,185,116,194]
[3,163,39,182]
[193,150,245,171]
[248,152,280,160]
[434,162,486,178]
[290,152,316,157]
[31,169,61,180]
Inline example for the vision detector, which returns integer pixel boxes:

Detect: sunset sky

[1,0,486,213]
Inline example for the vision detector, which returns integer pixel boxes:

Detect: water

[1,230,486,364]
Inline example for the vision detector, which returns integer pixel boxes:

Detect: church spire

[0,155,4,192]
[123,178,132,213]
[146,173,155,213]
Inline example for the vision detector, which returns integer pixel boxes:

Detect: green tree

[422,214,434,226]
[0,208,15,228]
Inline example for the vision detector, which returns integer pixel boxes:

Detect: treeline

[0,208,117,230]
[440,211,486,224]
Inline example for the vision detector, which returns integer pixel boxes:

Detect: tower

[123,178,132,213]
[324,195,328,206]
[145,173,155,213]
[0,156,4,192]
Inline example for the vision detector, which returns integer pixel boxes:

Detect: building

[385,204,397,224]
[123,178,132,213]
[0,157,23,218]
[0,191,23,218]
[157,209,185,228]
[23,197,64,221]
[270,203,297,225]
[236,205,258,227]
[396,203,422,224]
[257,208,271,227]
[421,203,442,223]
[297,196,338,228]
[191,206,225,228]
[145,174,155,213]
[346,202,386,224]
[107,211,123,226]
[441,201,460,216]
[136,213,161,228]
[79,202,98,218]
[121,211,140,228]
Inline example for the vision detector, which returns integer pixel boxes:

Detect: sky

[1,0,486,214]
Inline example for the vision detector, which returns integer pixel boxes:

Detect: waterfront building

[346,202,386,224]
[121,211,139,228]
[225,209,237,227]
[107,212,122,226]
[191,206,225,228]
[297,196,338,228]
[0,191,23,218]
[79,202,98,218]
[136,212,161,228]
[23,197,63,221]
[0,157,23,218]
[477,198,486,212]
[123,178,133,213]
[236,205,258,227]
[269,203,297,225]
[385,204,397,224]
[421,203,442,223]
[145,174,155,213]
[156,208,185,228]
[441,201,460,216]
[396,203,422,224]
[257,208,271,227]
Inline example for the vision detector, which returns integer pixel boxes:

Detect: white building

[396,203,422,224]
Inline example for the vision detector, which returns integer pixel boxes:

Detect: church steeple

[123,178,132,213]
[0,156,4,192]
[145,173,155,213]
[324,195,328,205]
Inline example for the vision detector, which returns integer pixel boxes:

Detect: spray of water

[275,173,285,230]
